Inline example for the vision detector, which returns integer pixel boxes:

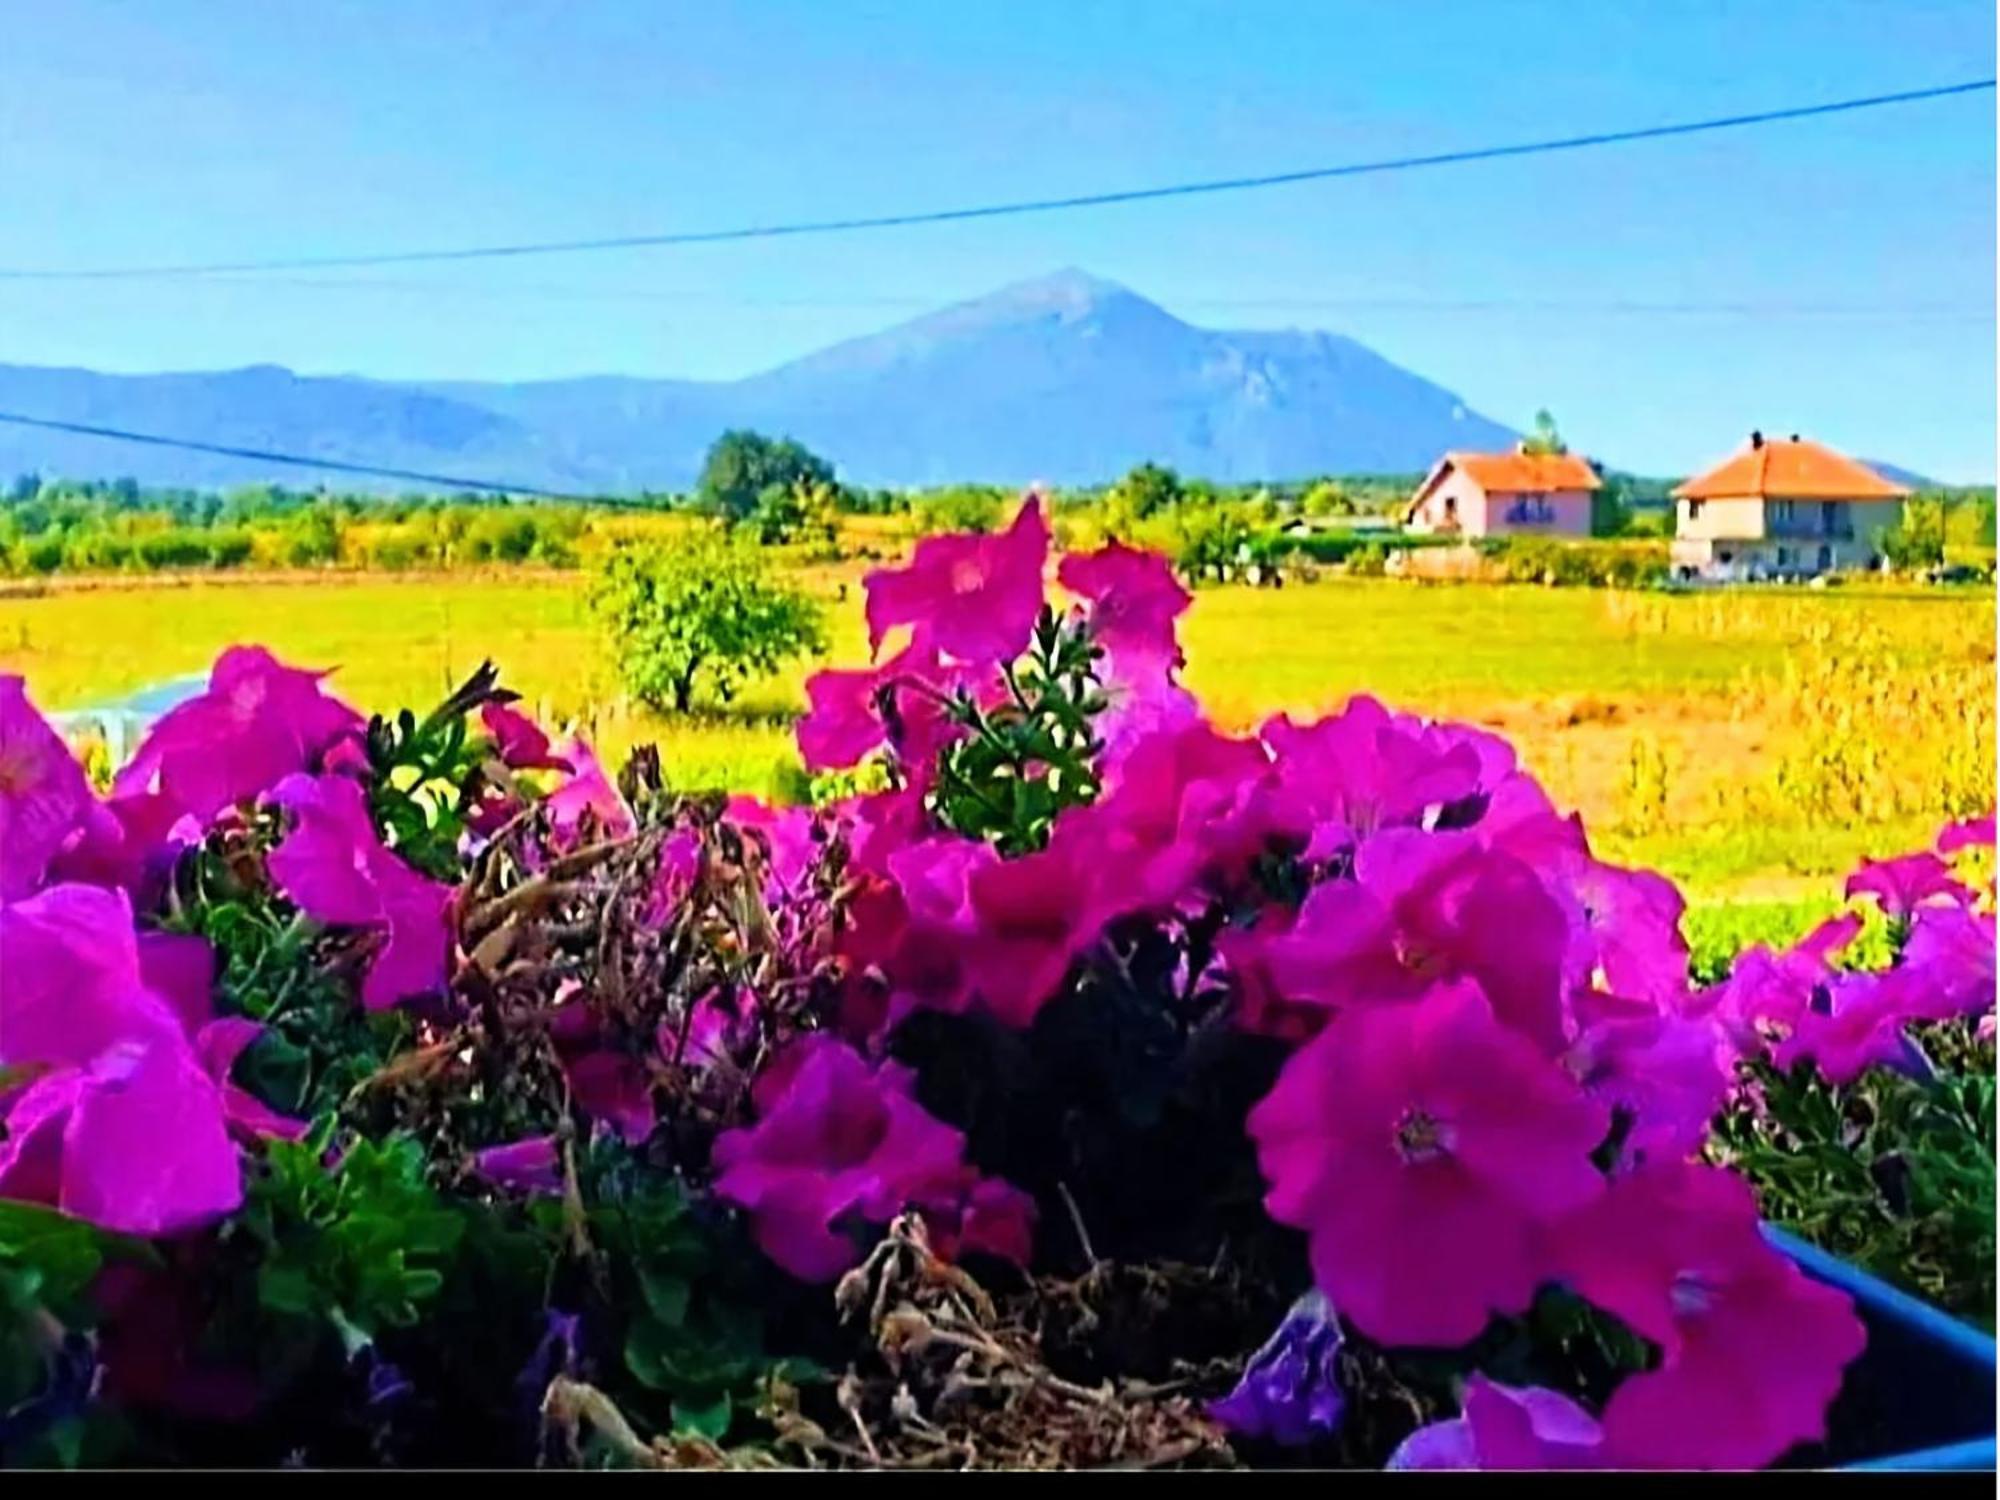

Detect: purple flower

[1209,1289,1347,1448]
[1388,1377,1607,1470]
[266,773,454,1010]
[113,646,363,824]
[711,1034,1033,1282]
[863,496,1049,665]
[1845,851,1971,918]
[1937,814,1996,855]
[0,884,242,1236]
[0,675,94,900]
[473,1135,564,1195]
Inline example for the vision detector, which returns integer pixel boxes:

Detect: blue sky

[0,0,1992,479]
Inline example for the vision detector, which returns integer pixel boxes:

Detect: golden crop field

[3,569,1990,909]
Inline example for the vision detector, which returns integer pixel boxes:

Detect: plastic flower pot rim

[1763,1223,1997,1472]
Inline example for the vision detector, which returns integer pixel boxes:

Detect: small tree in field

[590,529,826,712]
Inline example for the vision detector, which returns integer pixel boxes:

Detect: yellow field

[3,569,1990,905]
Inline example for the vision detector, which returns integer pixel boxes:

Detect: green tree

[590,529,826,712]
[696,431,836,525]
[1882,497,1948,572]
[1107,462,1185,520]
[1522,409,1568,456]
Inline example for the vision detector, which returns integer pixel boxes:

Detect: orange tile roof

[1673,437,1909,501]
[1403,450,1600,523]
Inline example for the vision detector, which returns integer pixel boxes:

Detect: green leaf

[671,1391,733,1443]
[638,1267,691,1327]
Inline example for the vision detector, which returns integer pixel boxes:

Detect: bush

[590,529,826,712]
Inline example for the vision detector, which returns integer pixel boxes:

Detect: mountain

[0,270,1520,492]
[1860,459,1943,492]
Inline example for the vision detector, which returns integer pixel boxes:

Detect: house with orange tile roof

[1404,448,1602,538]
[1670,433,1909,580]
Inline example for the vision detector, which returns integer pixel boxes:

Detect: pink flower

[0,676,94,900]
[545,737,636,844]
[113,646,363,824]
[1845,851,1970,918]
[1261,829,1574,1054]
[796,638,965,775]
[1564,993,1730,1165]
[1697,914,1861,1048]
[864,497,1049,664]
[1261,697,1486,849]
[957,835,1106,1027]
[45,790,200,902]
[1550,853,1690,1010]
[473,1135,564,1195]
[1898,902,1997,1021]
[1057,541,1191,674]
[1937,814,1996,855]
[480,701,572,772]
[1555,1162,1865,1469]
[726,797,820,901]
[1388,1377,1607,1470]
[545,1001,658,1144]
[711,1034,1033,1282]
[1248,979,1608,1347]
[0,884,241,1236]
[266,773,454,1010]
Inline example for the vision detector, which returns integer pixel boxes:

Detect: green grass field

[4,569,1989,913]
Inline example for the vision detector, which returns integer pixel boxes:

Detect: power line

[0,409,616,502]
[41,272,1993,321]
[3,78,1989,281]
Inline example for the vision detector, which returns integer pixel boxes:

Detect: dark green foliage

[244,1133,464,1341]
[927,608,1106,855]
[1710,1022,1996,1328]
[361,659,514,881]
[695,431,836,525]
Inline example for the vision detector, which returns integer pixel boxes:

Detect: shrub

[590,529,826,712]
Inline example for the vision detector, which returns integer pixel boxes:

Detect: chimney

[1788,433,1800,443]
[1750,430,1764,449]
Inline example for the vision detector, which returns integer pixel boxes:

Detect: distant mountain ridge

[0,270,1534,493]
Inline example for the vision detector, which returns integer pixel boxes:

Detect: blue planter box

[1763,1225,1996,1471]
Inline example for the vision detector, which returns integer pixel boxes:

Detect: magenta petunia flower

[711,1034,1032,1282]
[725,797,820,902]
[1845,851,1971,918]
[1695,913,1861,1050]
[480,701,573,773]
[1261,829,1574,1053]
[1898,902,1998,1021]
[1248,979,1608,1347]
[0,884,242,1236]
[1387,1376,1607,1470]
[863,497,1050,664]
[1564,992,1730,1165]
[0,675,94,900]
[957,834,1106,1027]
[1057,541,1191,674]
[1936,813,1996,855]
[796,638,965,775]
[545,736,636,844]
[113,646,363,824]
[266,773,454,1010]
[1555,1162,1865,1470]
[1548,852,1690,1009]
[473,1135,564,1195]
[1261,696,1487,849]
[45,789,200,904]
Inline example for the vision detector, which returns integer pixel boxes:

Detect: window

[1686,500,1704,520]
[1817,545,1833,571]
[1776,546,1791,566]
[1771,500,1795,524]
